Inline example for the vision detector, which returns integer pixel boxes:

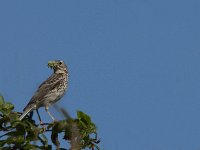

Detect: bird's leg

[45,106,56,122]
[36,109,44,125]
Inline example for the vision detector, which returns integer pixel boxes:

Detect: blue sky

[0,0,200,149]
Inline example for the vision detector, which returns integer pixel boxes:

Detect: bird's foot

[39,122,47,131]
[40,121,44,125]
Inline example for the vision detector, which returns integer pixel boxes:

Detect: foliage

[0,96,100,150]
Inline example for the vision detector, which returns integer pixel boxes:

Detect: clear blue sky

[0,1,200,149]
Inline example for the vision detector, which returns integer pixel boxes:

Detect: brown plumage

[19,60,68,121]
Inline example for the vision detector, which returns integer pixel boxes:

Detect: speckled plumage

[19,60,68,121]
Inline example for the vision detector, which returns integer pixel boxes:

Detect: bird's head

[48,60,68,74]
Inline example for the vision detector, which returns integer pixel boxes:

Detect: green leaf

[52,120,67,132]
[9,112,19,123]
[4,102,14,110]
[23,143,38,150]
[0,102,14,116]
[0,140,6,147]
[0,95,4,105]
[77,111,91,124]
[6,136,24,144]
[51,130,60,147]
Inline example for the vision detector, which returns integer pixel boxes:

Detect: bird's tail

[19,105,34,120]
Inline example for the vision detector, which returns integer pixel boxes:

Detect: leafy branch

[0,96,100,150]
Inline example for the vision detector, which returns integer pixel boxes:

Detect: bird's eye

[59,62,62,65]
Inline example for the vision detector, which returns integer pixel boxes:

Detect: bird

[19,60,68,123]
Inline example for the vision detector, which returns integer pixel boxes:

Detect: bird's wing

[24,73,62,109]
